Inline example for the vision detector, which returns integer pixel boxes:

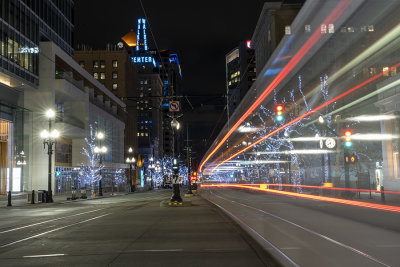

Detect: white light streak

[352,133,398,140]
[238,126,261,133]
[346,115,397,121]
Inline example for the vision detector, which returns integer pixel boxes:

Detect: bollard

[381,186,386,202]
[31,190,35,204]
[7,191,12,207]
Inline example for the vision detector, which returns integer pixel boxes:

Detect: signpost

[169,101,180,112]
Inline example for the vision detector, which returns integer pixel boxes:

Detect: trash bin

[38,190,47,203]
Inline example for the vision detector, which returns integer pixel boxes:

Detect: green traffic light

[276,115,284,122]
[344,141,352,147]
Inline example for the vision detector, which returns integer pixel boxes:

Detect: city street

[0,190,274,267]
[200,187,400,267]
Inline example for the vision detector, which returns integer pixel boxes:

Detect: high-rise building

[73,44,139,166]
[251,0,304,76]
[0,0,73,194]
[158,50,183,156]
[226,41,256,117]
[129,18,163,163]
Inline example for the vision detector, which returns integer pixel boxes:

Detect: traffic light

[344,129,352,148]
[275,104,284,122]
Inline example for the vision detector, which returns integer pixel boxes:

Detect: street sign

[169,101,180,112]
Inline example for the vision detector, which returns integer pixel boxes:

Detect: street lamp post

[40,109,60,203]
[95,132,106,196]
[126,147,135,192]
[149,157,154,190]
[170,117,182,202]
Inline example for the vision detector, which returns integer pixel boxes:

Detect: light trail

[201,184,400,213]
[207,61,400,174]
[199,0,352,172]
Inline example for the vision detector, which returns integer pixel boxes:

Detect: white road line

[1,213,111,248]
[142,249,183,252]
[212,191,391,267]
[23,254,66,258]
[0,208,105,234]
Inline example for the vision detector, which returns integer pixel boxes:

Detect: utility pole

[185,125,193,196]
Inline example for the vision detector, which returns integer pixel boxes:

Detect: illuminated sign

[169,54,182,77]
[136,18,148,52]
[18,47,39,53]
[132,56,156,67]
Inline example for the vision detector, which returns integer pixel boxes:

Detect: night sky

[74,0,266,165]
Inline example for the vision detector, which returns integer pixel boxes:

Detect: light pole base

[170,184,182,202]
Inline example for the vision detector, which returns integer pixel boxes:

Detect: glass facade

[0,0,73,86]
[0,102,32,194]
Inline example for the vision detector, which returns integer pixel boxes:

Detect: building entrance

[0,120,10,194]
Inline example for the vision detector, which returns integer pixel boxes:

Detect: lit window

[140,80,143,84]
[112,72,118,79]
[305,24,311,33]
[321,24,327,34]
[285,26,291,35]
[137,133,140,136]
[341,27,347,32]
[144,80,148,84]
[368,25,374,32]
[347,27,354,32]
[100,60,105,68]
[112,83,118,90]
[93,61,99,68]
[383,67,389,76]
[140,93,143,97]
[228,81,231,86]
[93,73,99,79]
[79,61,85,68]
[148,87,151,91]
[112,60,118,68]
[100,73,105,80]
[361,26,367,32]
[328,24,334,33]
[141,133,144,136]
[145,133,148,136]
[391,68,397,76]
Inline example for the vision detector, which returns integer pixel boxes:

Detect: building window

[112,72,118,79]
[383,67,389,76]
[93,61,99,68]
[100,60,105,68]
[368,25,374,32]
[305,24,311,33]
[137,133,140,136]
[79,61,85,68]
[112,60,118,68]
[144,80,148,84]
[112,83,118,90]
[285,26,291,35]
[321,24,327,34]
[347,27,355,32]
[145,133,148,136]
[93,72,99,79]
[141,133,144,136]
[328,24,334,33]
[100,72,105,79]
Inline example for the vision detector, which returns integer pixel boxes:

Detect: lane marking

[1,213,111,248]
[211,191,391,267]
[0,208,105,234]
[142,249,183,252]
[23,254,65,258]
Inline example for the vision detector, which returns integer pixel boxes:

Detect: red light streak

[201,184,400,213]
[208,61,400,173]
[199,0,352,172]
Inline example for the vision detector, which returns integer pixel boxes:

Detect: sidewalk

[0,191,128,208]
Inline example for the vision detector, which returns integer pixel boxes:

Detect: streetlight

[41,109,60,203]
[126,147,135,192]
[95,132,106,196]
[170,117,182,202]
[149,157,154,189]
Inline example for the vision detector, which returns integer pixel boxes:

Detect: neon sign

[132,56,156,67]
[136,18,148,52]
[18,47,39,53]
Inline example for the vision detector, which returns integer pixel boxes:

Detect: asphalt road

[200,187,400,267]
[0,189,274,267]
